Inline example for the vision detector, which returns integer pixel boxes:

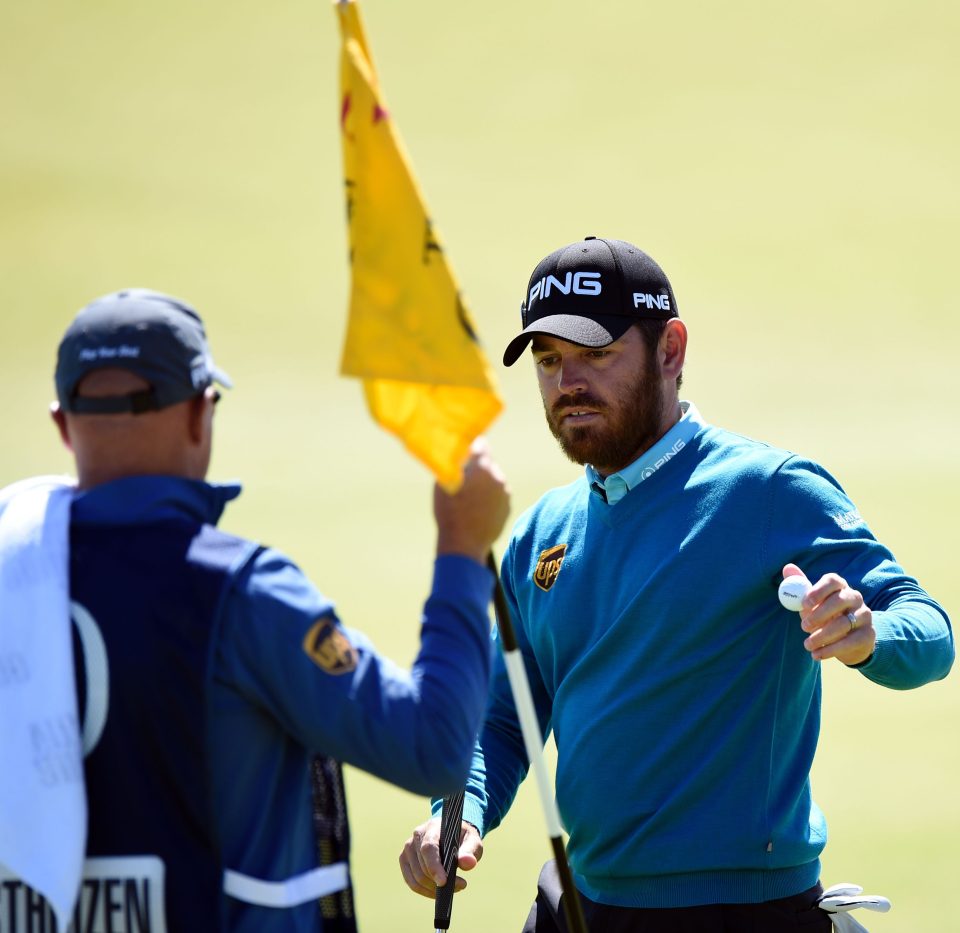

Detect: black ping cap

[502,237,678,366]
[55,289,232,414]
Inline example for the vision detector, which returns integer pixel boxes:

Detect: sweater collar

[587,401,704,505]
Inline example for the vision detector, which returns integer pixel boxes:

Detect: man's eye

[587,350,610,360]
[536,356,559,367]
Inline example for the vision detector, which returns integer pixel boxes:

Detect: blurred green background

[2,0,957,929]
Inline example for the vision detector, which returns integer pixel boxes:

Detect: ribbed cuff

[429,794,486,838]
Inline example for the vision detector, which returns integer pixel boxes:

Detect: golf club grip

[434,790,465,930]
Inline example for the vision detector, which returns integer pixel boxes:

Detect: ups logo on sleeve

[534,544,567,592]
[303,615,358,674]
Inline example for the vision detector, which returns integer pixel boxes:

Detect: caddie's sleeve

[216,549,495,797]
[433,537,554,837]
[767,456,954,689]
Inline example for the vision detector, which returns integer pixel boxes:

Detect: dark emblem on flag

[534,544,567,592]
[422,218,442,264]
[303,616,358,674]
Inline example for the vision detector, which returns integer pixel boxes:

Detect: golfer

[398,237,953,931]
[0,288,510,933]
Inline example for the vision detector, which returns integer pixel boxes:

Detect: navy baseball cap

[502,236,679,366]
[55,289,232,414]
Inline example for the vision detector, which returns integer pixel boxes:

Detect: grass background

[1,0,957,929]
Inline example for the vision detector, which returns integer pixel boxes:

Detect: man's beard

[544,366,665,475]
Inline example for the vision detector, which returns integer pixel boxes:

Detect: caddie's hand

[782,564,876,666]
[435,437,510,564]
[398,817,483,899]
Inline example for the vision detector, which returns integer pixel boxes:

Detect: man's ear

[660,319,688,381]
[187,393,207,445]
[49,402,73,452]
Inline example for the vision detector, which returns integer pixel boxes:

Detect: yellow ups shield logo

[303,615,358,674]
[534,544,567,592]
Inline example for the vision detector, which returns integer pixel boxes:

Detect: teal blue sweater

[456,416,953,908]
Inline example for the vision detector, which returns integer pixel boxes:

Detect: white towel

[819,882,892,932]
[0,475,84,931]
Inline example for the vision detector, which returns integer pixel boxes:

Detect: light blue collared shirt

[587,400,705,505]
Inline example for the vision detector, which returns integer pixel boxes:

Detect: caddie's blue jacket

[50,475,493,932]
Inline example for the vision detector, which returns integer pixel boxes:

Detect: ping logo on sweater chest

[533,544,567,592]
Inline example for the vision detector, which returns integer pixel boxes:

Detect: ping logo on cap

[534,544,568,592]
[528,271,602,308]
[302,615,358,674]
[633,293,671,311]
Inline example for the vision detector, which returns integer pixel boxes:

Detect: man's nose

[557,358,589,394]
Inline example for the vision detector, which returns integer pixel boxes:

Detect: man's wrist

[436,534,488,565]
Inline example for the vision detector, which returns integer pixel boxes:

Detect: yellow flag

[335,0,504,492]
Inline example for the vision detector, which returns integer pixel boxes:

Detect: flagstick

[486,553,588,933]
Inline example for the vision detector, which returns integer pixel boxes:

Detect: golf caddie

[0,288,510,932]
[399,236,953,932]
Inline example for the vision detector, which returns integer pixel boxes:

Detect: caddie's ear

[49,401,74,452]
[186,392,208,445]
[659,319,687,382]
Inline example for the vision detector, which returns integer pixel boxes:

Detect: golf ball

[778,577,809,613]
